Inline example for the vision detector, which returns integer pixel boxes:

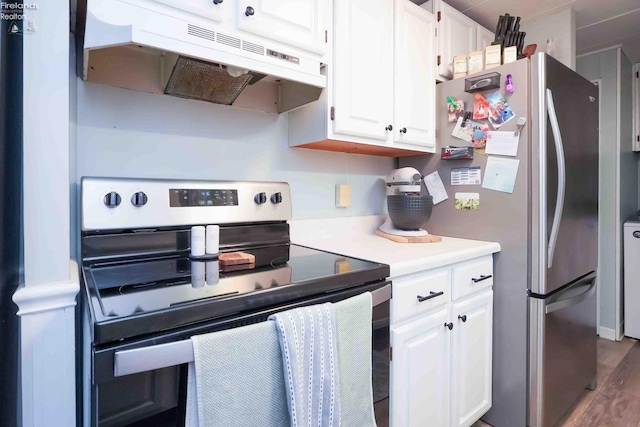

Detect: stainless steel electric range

[79,177,391,427]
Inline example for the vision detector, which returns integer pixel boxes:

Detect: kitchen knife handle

[417,291,444,302]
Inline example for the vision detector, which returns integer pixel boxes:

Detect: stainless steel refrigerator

[401,53,599,427]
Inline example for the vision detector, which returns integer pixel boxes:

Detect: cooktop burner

[83,244,389,345]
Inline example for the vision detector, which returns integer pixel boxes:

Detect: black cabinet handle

[458,314,467,322]
[245,6,255,16]
[400,127,407,133]
[471,274,492,283]
[213,0,223,4]
[417,291,444,303]
[444,322,454,330]
[385,124,393,131]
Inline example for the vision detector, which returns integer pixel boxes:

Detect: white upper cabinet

[289,0,437,156]
[477,24,496,51]
[436,0,477,80]
[332,0,394,141]
[394,1,436,149]
[151,0,228,23]
[236,0,327,54]
[451,290,493,427]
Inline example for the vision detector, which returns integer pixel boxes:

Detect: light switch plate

[335,184,351,208]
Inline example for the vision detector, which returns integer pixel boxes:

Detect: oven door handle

[371,283,392,307]
[115,284,392,377]
[115,340,195,378]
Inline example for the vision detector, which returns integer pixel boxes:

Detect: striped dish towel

[269,303,341,427]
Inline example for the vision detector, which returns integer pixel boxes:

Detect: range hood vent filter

[164,56,253,106]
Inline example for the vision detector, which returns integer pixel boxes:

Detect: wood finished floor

[472,337,640,427]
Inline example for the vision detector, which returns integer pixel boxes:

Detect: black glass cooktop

[83,244,389,345]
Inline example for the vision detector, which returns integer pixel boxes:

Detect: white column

[11,0,78,426]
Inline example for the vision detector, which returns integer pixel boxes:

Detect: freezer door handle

[546,88,566,269]
[545,272,596,314]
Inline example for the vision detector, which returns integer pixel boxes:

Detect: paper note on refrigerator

[424,171,448,205]
[485,131,520,156]
[482,157,520,193]
[451,166,482,186]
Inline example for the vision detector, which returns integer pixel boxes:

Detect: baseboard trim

[617,321,625,341]
[598,326,617,341]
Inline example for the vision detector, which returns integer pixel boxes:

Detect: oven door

[89,281,391,427]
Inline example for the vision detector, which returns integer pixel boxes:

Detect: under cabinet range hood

[79,0,327,113]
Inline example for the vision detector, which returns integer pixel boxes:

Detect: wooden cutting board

[375,229,442,243]
[218,252,256,266]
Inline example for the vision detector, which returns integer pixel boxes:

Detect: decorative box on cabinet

[390,255,494,427]
[421,0,495,81]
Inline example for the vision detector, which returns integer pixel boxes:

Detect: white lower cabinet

[391,306,451,427]
[451,290,493,427]
[390,255,494,427]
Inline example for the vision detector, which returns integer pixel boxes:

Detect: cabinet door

[451,290,493,427]
[393,0,436,149]
[477,25,495,51]
[391,306,451,427]
[436,0,477,80]
[333,0,394,142]
[151,0,227,23]
[236,0,326,55]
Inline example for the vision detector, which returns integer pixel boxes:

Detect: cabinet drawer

[452,256,493,301]
[392,269,451,324]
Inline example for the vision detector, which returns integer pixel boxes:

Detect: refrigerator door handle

[545,272,596,314]
[546,88,566,269]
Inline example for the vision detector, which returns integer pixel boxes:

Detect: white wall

[577,48,638,339]
[76,82,394,219]
[522,8,576,70]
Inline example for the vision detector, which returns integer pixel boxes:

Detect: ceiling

[412,0,640,63]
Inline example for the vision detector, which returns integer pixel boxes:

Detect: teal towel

[335,292,377,427]
[186,321,290,427]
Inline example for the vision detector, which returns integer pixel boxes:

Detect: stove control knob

[270,192,283,204]
[103,192,122,208]
[131,191,148,207]
[254,192,267,204]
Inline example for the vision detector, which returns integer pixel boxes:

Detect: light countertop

[290,216,501,278]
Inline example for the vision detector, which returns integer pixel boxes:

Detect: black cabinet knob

[245,6,255,16]
[254,192,267,204]
[213,0,223,4]
[385,125,393,131]
[444,322,454,330]
[131,191,148,207]
[103,192,122,208]
[270,192,283,204]
[458,315,467,323]
[400,127,407,134]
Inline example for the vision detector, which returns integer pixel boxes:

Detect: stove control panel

[82,178,292,231]
[170,189,238,207]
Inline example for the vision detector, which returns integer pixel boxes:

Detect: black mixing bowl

[387,194,433,230]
